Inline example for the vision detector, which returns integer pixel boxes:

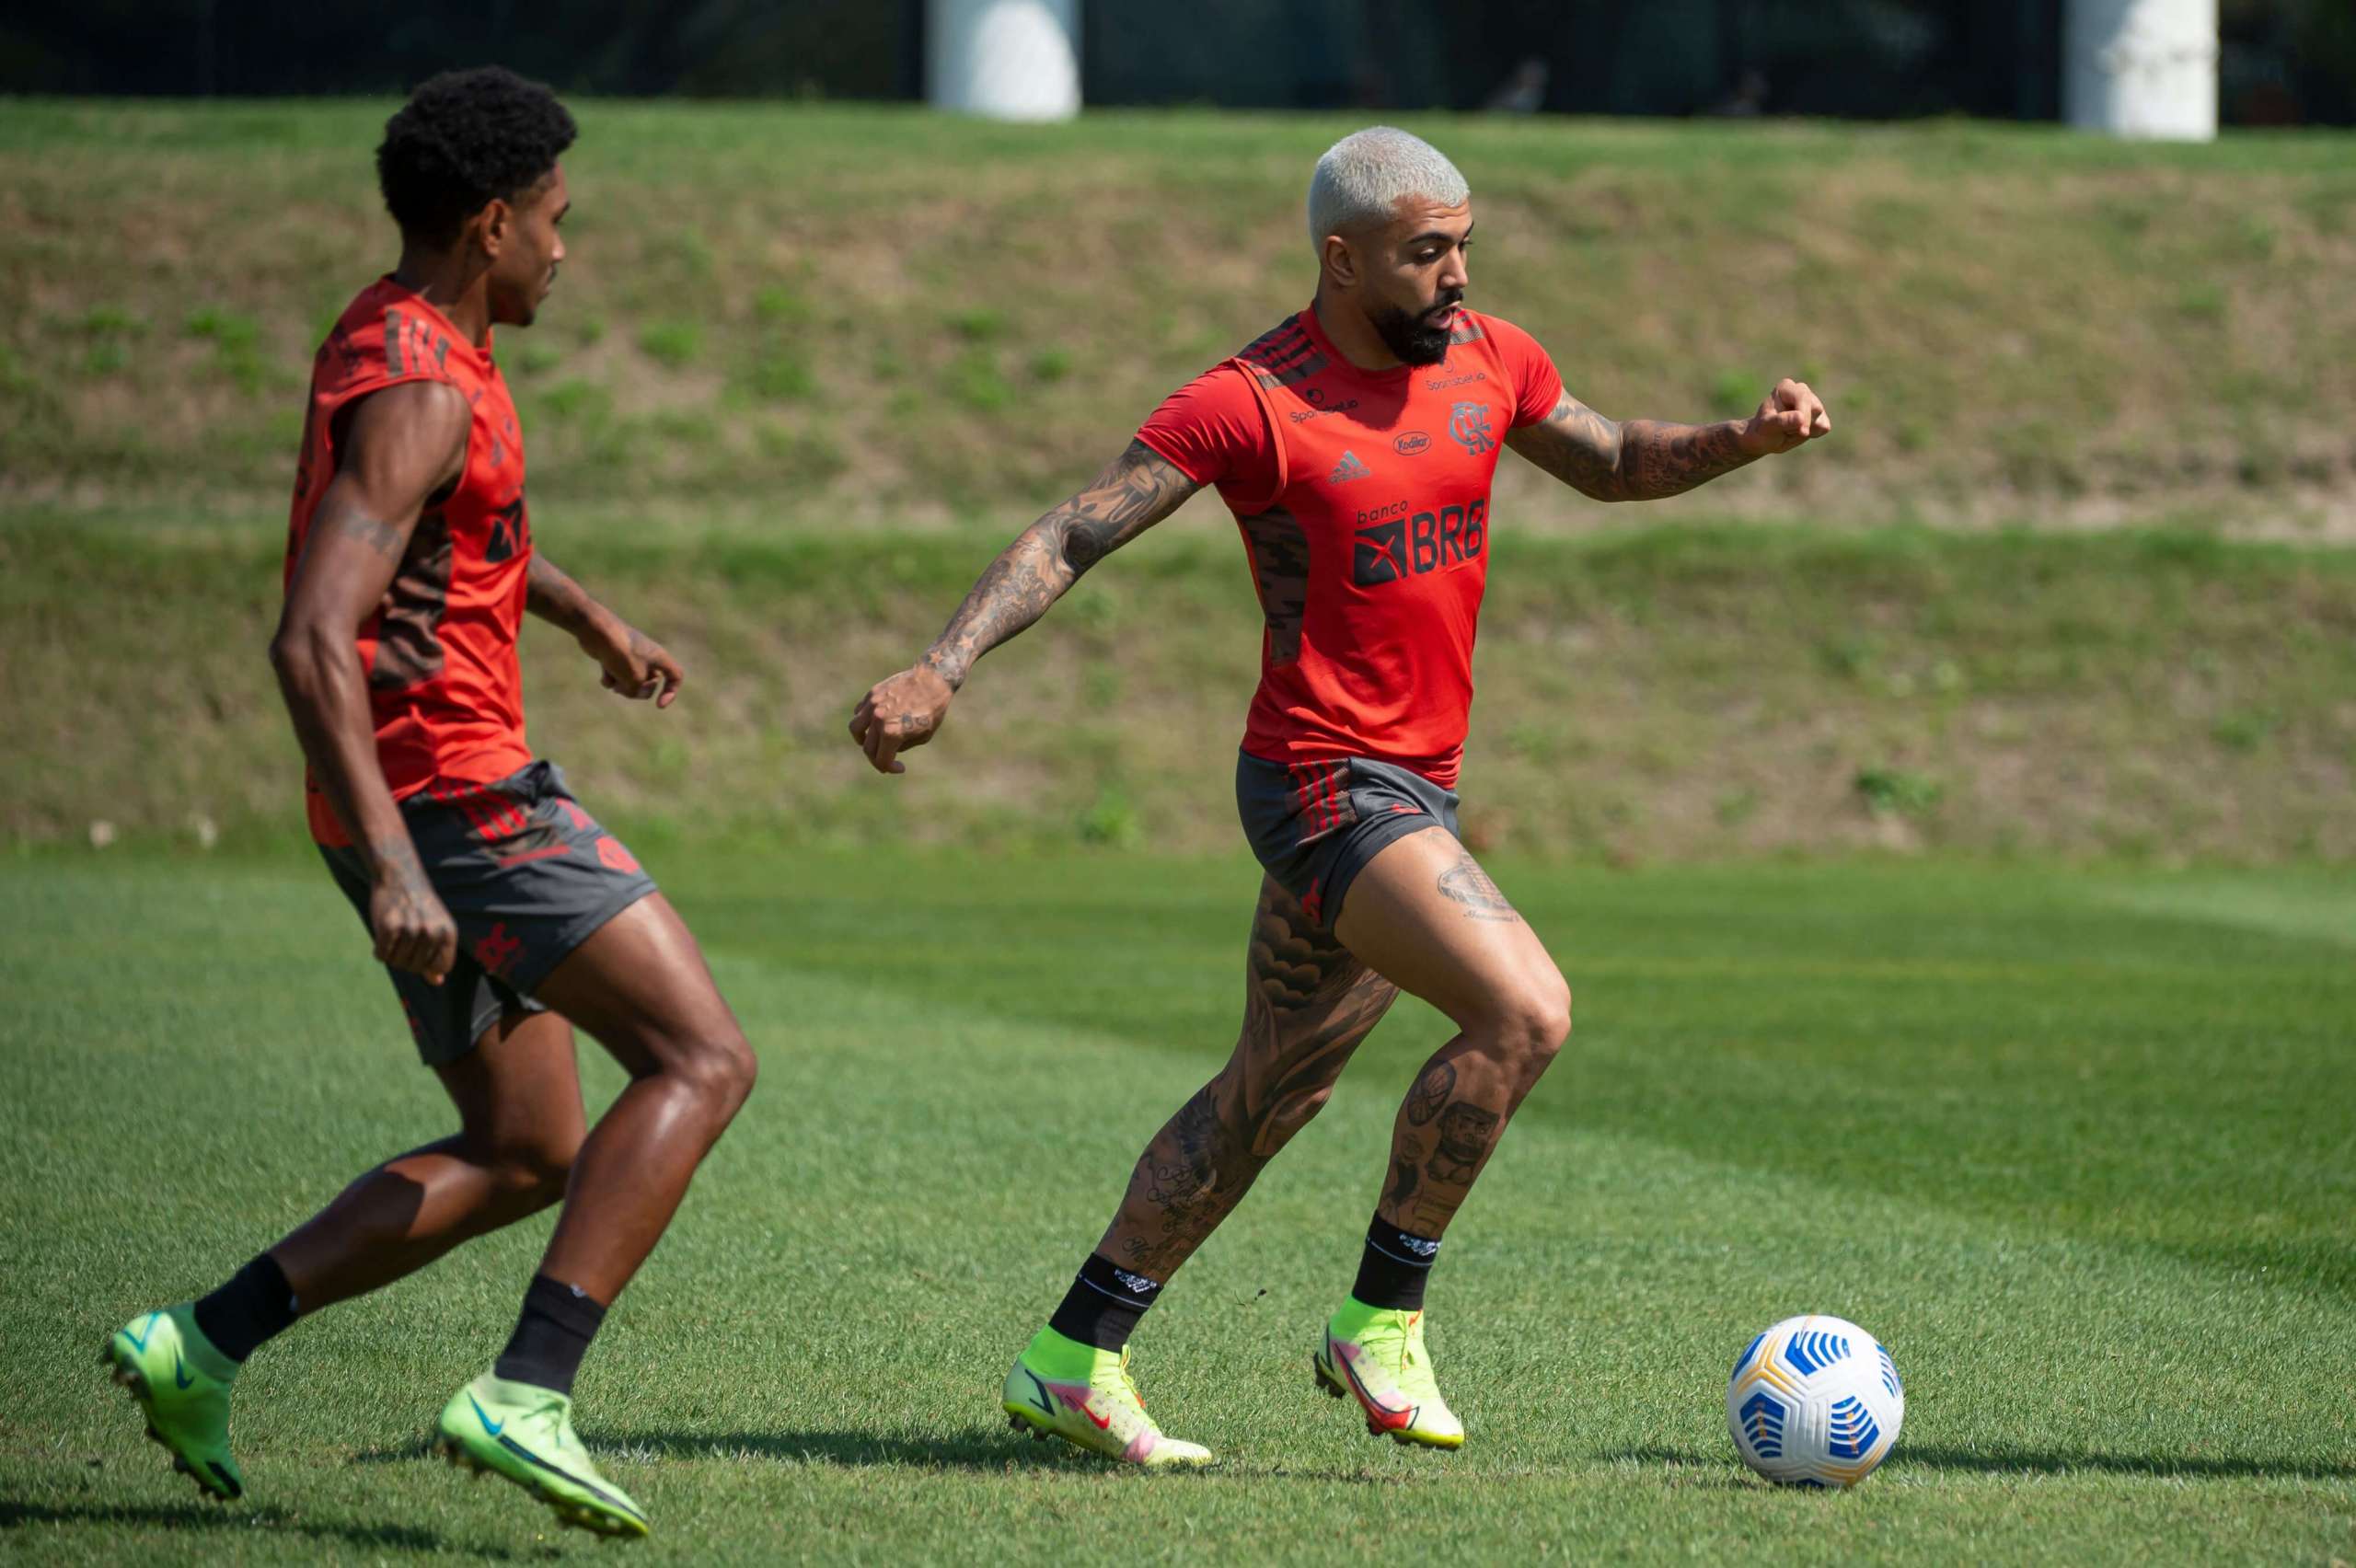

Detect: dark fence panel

[0,0,2346,123]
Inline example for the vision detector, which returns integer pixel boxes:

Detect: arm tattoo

[1508,392,1757,502]
[922,440,1198,688]
[1617,418,1754,499]
[1507,393,1624,499]
[323,499,404,559]
[1054,440,1179,571]
[525,552,603,636]
[366,832,431,891]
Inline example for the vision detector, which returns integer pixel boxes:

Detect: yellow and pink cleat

[1001,1327,1214,1467]
[1314,1298,1464,1449]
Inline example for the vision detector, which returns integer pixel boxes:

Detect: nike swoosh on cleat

[493,1435,647,1525]
[1333,1340,1413,1423]
[1055,1389,1112,1431]
[173,1352,194,1389]
[1022,1369,1056,1418]
[468,1392,505,1436]
[123,1314,160,1354]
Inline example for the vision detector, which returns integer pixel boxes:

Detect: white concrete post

[2064,0,2218,142]
[926,0,1081,122]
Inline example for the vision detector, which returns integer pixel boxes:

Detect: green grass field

[4,848,2350,1562]
[4,96,2351,1564]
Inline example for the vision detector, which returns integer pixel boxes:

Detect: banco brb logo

[1353,498,1487,586]
[1449,400,1494,455]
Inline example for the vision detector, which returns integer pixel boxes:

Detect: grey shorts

[1235,750,1459,927]
[320,759,658,1066]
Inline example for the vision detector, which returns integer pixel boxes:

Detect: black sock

[492,1275,606,1397]
[191,1253,300,1364]
[1045,1254,1164,1352]
[1353,1216,1442,1312]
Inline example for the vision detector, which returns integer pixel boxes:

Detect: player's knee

[1261,1078,1338,1148]
[672,1026,757,1121]
[485,1128,580,1208]
[1495,972,1572,1070]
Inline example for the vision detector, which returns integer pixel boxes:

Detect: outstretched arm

[1505,377,1830,502]
[526,552,687,709]
[920,438,1197,689]
[849,439,1200,774]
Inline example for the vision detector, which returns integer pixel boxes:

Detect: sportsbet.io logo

[1449,400,1495,455]
[1352,498,1487,586]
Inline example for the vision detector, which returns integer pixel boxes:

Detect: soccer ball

[1726,1314,1904,1487]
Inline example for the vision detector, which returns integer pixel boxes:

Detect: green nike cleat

[435,1372,649,1539]
[1001,1326,1215,1467]
[100,1306,246,1501]
[1314,1297,1465,1449]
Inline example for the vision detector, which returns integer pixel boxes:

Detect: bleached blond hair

[1306,126,1469,251]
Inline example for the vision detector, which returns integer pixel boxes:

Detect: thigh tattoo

[1437,854,1521,923]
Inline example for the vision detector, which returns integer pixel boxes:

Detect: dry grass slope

[5,517,2350,861]
[4,103,2355,531]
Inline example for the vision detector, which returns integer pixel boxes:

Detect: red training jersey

[1137,305,1561,789]
[285,277,536,846]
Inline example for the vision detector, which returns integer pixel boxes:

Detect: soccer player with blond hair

[853,125,1829,1465]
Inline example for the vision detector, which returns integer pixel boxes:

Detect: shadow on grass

[355,1426,1070,1473]
[1607,1446,2356,1482]
[625,1428,1096,1471]
[0,1499,491,1555]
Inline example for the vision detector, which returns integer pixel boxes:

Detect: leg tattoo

[1382,1041,1519,1239]
[1101,879,1399,1278]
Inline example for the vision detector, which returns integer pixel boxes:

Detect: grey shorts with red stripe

[1235,749,1460,928]
[319,759,658,1066]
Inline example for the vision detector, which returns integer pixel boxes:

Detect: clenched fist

[1738,378,1831,456]
[849,664,954,776]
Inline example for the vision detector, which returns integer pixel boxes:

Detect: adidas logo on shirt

[1329,450,1372,484]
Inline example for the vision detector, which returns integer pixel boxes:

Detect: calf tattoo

[1425,1101,1502,1186]
[1387,1153,1422,1210]
[1405,1061,1456,1125]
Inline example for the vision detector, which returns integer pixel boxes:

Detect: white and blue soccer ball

[1727,1314,1904,1487]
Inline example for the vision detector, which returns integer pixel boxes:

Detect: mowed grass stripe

[676,851,2356,1303]
[1,855,2350,1563]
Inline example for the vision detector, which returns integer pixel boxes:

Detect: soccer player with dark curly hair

[100,66,753,1539]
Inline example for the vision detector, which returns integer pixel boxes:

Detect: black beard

[1370,297,1460,366]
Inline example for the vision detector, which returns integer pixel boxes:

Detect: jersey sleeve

[1135,363,1279,502]
[1483,315,1566,430]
